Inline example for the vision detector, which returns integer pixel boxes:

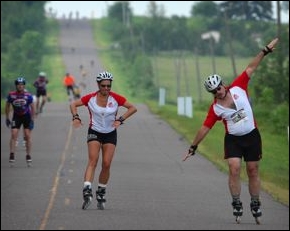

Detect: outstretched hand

[72,119,83,128]
[267,38,279,50]
[182,151,194,161]
[182,145,198,161]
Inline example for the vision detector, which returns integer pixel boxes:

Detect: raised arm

[246,38,279,77]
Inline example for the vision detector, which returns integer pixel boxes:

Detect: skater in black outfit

[33,71,49,114]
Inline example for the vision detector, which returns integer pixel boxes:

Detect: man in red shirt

[183,38,279,224]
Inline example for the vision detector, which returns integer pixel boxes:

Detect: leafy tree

[252,49,289,104]
[219,1,273,21]
[107,1,132,26]
[281,1,289,11]
[190,1,219,18]
[146,1,166,18]
[1,1,47,98]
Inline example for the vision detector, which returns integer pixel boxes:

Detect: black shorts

[224,128,262,162]
[36,89,47,97]
[87,128,117,145]
[11,113,32,129]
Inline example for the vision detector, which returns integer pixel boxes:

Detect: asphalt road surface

[1,18,289,230]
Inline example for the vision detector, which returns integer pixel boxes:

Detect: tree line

[1,1,47,97]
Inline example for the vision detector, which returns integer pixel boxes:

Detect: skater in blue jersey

[5,77,36,167]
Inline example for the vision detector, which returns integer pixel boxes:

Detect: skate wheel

[236,216,241,224]
[255,217,261,225]
[82,198,92,210]
[97,202,105,210]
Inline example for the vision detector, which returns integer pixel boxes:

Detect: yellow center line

[39,123,73,230]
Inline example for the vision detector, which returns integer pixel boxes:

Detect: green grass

[150,55,251,104]
[42,19,67,102]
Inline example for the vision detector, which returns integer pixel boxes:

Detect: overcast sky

[45,1,289,22]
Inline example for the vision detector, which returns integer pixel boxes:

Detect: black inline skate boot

[82,186,93,210]
[26,155,32,167]
[96,186,106,210]
[9,153,15,167]
[250,199,262,224]
[232,200,243,224]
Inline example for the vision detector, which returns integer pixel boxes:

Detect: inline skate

[96,186,106,210]
[26,155,32,167]
[250,199,262,224]
[232,200,243,224]
[9,153,15,167]
[82,186,93,210]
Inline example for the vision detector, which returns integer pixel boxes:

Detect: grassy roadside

[146,101,289,206]
[41,19,67,102]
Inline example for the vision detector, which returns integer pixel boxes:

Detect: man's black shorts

[224,128,262,161]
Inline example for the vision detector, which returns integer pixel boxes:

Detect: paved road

[1,18,289,230]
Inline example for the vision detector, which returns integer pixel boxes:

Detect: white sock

[84,181,91,188]
[98,183,106,188]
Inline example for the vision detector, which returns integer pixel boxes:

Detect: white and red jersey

[81,91,126,133]
[203,71,257,136]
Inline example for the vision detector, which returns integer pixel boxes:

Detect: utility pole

[201,31,220,74]
[224,10,237,77]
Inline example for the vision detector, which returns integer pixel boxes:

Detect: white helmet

[39,72,46,77]
[96,71,113,82]
[204,74,222,92]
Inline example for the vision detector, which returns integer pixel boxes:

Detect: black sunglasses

[210,85,222,94]
[100,84,111,88]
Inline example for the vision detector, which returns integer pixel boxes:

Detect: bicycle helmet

[15,77,26,85]
[39,71,46,77]
[96,71,113,82]
[204,74,222,92]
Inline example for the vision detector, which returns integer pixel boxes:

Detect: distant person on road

[183,38,279,224]
[5,77,36,167]
[70,71,137,210]
[90,60,94,67]
[73,84,81,100]
[63,72,76,97]
[33,71,49,114]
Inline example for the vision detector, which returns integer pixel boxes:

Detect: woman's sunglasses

[100,84,111,88]
[210,86,222,94]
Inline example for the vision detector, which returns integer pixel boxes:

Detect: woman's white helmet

[204,74,222,92]
[96,71,113,82]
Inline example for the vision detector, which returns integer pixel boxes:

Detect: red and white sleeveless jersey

[203,71,257,136]
[81,91,126,133]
